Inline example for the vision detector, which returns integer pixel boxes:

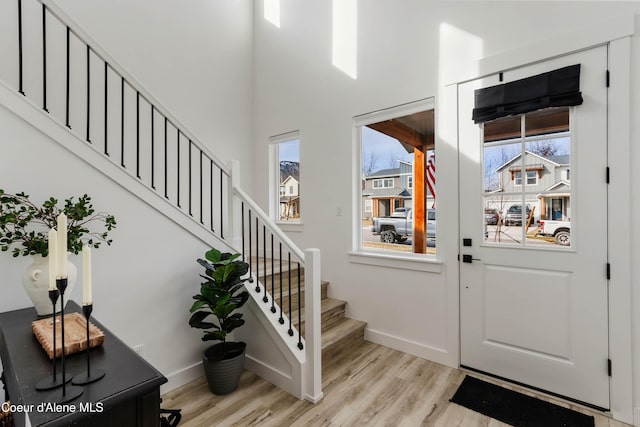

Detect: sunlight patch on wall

[264,0,280,28]
[332,0,358,79]
[438,23,483,83]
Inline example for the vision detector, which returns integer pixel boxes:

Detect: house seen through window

[270,132,301,222]
[356,98,436,255]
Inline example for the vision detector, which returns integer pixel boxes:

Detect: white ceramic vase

[22,254,77,316]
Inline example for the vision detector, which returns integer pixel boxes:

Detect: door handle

[462,254,481,263]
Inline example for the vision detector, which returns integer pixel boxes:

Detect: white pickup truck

[537,220,571,246]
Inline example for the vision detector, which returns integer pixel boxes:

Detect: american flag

[426,152,435,208]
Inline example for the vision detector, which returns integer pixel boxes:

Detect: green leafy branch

[0,189,117,257]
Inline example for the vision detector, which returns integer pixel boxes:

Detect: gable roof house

[279,175,300,220]
[488,150,572,222]
[1,1,640,425]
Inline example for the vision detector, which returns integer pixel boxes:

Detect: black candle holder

[35,289,71,391]
[45,277,83,403]
[72,304,105,385]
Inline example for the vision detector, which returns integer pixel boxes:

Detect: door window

[483,107,571,247]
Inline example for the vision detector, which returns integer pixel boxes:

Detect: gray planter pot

[202,342,246,395]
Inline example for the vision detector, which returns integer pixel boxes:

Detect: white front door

[459,46,609,408]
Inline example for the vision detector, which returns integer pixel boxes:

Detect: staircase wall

[0,0,256,394]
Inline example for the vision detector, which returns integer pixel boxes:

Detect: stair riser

[271,282,328,312]
[254,267,303,285]
[297,304,346,335]
[322,324,366,366]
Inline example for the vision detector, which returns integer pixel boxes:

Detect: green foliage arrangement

[0,189,117,257]
[189,248,250,361]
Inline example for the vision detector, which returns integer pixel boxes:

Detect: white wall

[252,1,640,423]
[0,0,254,392]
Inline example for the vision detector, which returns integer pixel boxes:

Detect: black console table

[0,301,167,427]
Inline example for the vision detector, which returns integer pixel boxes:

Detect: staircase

[256,259,367,376]
[1,0,333,401]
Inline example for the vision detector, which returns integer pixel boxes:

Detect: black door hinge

[606,167,610,184]
[608,359,612,376]
[607,263,611,280]
[606,70,610,87]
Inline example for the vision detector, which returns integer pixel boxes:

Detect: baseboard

[634,406,640,427]
[159,362,203,395]
[304,391,324,404]
[365,328,455,368]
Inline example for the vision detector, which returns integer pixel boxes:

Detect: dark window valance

[472,64,582,124]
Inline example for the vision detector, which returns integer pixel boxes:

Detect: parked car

[371,208,436,244]
[504,205,532,226]
[484,208,499,225]
[537,220,571,246]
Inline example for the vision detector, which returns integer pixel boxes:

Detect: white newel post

[229,160,243,252]
[304,248,323,403]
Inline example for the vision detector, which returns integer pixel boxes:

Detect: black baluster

[151,106,155,189]
[271,234,276,313]
[164,117,168,199]
[288,252,293,336]
[255,217,260,293]
[263,226,268,303]
[104,62,109,156]
[199,150,203,224]
[176,130,181,208]
[241,202,245,261]
[279,243,284,325]
[210,160,215,232]
[86,45,91,142]
[42,4,48,111]
[65,27,71,128]
[18,0,24,95]
[188,140,193,216]
[136,92,140,178]
[248,210,253,281]
[220,168,224,239]
[297,262,303,350]
[120,77,125,167]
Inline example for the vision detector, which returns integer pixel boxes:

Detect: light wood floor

[161,341,631,427]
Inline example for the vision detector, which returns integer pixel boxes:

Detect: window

[373,178,394,189]
[269,131,301,222]
[354,98,436,256]
[483,107,571,246]
[514,170,538,186]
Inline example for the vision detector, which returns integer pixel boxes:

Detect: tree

[362,150,379,176]
[528,139,558,157]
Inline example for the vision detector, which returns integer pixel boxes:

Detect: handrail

[37,0,230,177]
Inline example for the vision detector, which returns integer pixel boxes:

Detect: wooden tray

[32,313,105,359]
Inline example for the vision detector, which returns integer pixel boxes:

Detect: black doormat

[450,376,595,427]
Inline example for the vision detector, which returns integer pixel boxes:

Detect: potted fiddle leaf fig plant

[189,248,250,395]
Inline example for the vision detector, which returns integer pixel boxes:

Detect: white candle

[82,246,92,305]
[56,213,68,278]
[48,229,58,290]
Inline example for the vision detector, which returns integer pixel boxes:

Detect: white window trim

[514,170,538,186]
[373,178,394,189]
[268,130,302,225]
[352,97,437,262]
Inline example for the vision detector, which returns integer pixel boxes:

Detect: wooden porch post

[413,146,426,253]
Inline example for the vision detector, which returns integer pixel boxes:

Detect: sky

[362,126,413,173]
[278,139,300,162]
